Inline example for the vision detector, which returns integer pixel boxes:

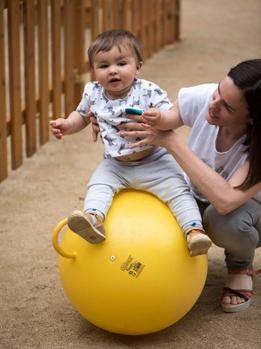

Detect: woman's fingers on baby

[90,115,98,125]
[126,113,143,122]
[128,139,145,148]
[91,124,100,133]
[92,129,98,142]
[120,129,147,139]
[118,122,144,130]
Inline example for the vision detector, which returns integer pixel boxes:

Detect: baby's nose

[108,65,117,74]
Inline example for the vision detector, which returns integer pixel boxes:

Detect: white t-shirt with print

[178,83,260,204]
[77,78,172,158]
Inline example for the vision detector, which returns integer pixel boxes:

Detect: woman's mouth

[208,108,217,119]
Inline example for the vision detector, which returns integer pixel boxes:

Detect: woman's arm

[162,132,261,214]
[120,127,261,214]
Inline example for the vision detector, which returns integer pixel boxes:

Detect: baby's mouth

[109,78,120,83]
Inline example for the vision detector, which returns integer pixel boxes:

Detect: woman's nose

[210,98,221,111]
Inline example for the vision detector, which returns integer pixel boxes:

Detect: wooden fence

[0,0,180,183]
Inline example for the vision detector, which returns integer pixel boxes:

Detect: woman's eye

[212,92,217,101]
[225,105,233,112]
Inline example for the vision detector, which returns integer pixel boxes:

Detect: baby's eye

[118,62,127,66]
[99,64,108,68]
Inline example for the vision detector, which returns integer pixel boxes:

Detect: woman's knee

[202,204,259,250]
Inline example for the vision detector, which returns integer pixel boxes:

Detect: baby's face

[92,45,141,99]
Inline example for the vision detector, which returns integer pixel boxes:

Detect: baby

[50,29,211,256]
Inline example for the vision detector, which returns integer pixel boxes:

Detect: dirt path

[1,1,261,348]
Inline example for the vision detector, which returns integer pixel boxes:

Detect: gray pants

[84,148,202,234]
[201,199,261,269]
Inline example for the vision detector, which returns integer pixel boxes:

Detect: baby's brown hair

[88,29,143,68]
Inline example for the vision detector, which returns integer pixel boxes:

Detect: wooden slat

[91,0,101,41]
[140,0,149,59]
[0,0,8,180]
[38,0,49,144]
[147,0,153,56]
[8,0,23,170]
[165,0,173,44]
[131,0,142,41]
[51,0,62,118]
[146,0,153,58]
[121,0,132,32]
[111,0,122,29]
[24,0,36,156]
[73,0,85,109]
[159,0,165,47]
[175,0,181,41]
[102,0,113,31]
[64,0,74,116]
[163,0,172,45]
[155,0,162,51]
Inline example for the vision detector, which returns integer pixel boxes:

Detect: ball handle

[52,218,76,259]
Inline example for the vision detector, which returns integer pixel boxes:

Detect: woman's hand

[89,114,100,142]
[118,122,173,148]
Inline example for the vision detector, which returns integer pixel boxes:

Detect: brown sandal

[221,268,261,313]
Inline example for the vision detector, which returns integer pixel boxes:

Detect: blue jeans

[201,199,261,270]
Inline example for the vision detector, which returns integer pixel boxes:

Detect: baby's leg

[68,159,126,244]
[136,151,211,255]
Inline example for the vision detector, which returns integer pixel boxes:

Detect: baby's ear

[90,66,95,79]
[136,61,143,74]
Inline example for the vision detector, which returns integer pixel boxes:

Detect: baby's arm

[142,99,184,130]
[49,111,89,139]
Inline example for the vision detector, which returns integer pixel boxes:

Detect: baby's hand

[49,118,71,139]
[142,108,162,127]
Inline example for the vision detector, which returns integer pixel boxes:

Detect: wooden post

[121,0,132,31]
[8,0,23,169]
[73,0,86,109]
[24,0,37,157]
[91,0,101,41]
[64,0,75,116]
[38,0,49,144]
[175,0,181,41]
[51,0,62,119]
[0,0,8,180]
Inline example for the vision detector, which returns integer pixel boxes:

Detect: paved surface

[1,0,261,348]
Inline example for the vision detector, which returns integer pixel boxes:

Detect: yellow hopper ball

[52,190,208,335]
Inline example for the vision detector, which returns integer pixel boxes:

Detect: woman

[118,59,261,313]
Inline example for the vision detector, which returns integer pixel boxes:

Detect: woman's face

[207,76,251,129]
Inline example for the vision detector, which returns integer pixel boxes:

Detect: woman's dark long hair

[228,59,261,190]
